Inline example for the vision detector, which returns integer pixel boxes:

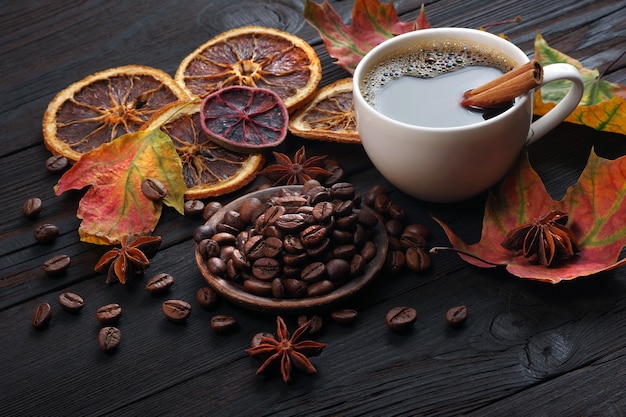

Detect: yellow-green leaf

[533,32,626,135]
[55,129,186,245]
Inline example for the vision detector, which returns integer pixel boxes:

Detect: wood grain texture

[1,0,625,415]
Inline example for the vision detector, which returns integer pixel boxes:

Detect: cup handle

[526,63,584,144]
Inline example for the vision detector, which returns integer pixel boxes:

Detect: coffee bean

[360,241,377,262]
[283,278,308,298]
[251,331,274,348]
[404,223,430,240]
[210,314,237,334]
[261,236,282,258]
[96,303,122,324]
[326,258,350,282]
[385,219,404,238]
[307,279,335,297]
[34,223,60,244]
[357,208,379,228]
[198,238,220,259]
[364,185,386,207]
[350,254,366,276]
[385,306,417,332]
[98,326,122,352]
[373,194,391,214]
[184,200,205,217]
[45,155,69,173]
[405,247,431,272]
[445,305,468,328]
[238,197,264,223]
[31,303,52,329]
[330,182,355,200]
[301,224,327,247]
[243,278,273,297]
[207,257,227,277]
[162,300,192,323]
[22,197,43,218]
[202,201,223,222]
[57,292,84,313]
[42,254,71,276]
[301,261,326,283]
[193,225,215,243]
[196,286,219,309]
[312,201,335,223]
[145,272,175,295]
[386,250,406,273]
[331,309,358,325]
[297,314,324,334]
[141,178,168,201]
[271,277,285,298]
[247,257,276,280]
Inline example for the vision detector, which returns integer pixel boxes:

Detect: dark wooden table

[2,1,625,415]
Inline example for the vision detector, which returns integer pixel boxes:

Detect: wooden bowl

[194,186,388,313]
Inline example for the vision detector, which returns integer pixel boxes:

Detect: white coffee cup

[353,28,584,202]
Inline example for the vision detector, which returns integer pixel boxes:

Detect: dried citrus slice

[142,99,263,199]
[200,86,288,153]
[289,78,360,144]
[43,65,189,162]
[175,26,322,112]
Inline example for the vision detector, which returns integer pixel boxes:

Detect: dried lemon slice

[142,100,263,199]
[289,78,360,144]
[43,65,190,162]
[175,26,322,112]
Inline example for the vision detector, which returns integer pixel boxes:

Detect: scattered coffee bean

[162,299,192,323]
[141,178,167,201]
[250,331,274,348]
[96,303,122,324]
[45,155,69,173]
[145,272,174,295]
[445,305,468,328]
[31,303,52,329]
[42,254,71,276]
[196,286,219,309]
[57,292,84,313]
[210,314,238,334]
[330,309,358,325]
[34,223,60,244]
[202,201,223,222]
[184,199,205,217]
[385,306,417,332]
[22,197,43,218]
[297,314,324,334]
[98,326,122,352]
[405,247,431,273]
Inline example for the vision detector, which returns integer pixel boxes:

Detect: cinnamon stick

[461,60,543,109]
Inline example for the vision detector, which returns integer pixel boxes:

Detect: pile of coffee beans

[195,181,383,300]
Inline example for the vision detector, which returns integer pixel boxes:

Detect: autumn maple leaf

[533,32,626,135]
[304,0,430,74]
[55,129,186,245]
[432,149,626,283]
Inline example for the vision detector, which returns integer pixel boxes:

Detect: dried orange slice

[142,100,263,199]
[200,86,288,153]
[43,65,189,162]
[289,78,360,144]
[175,26,321,112]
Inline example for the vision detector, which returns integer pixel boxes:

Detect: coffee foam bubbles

[361,39,517,106]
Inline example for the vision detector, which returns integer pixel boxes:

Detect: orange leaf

[304,0,430,74]
[433,149,626,283]
[533,32,626,135]
[55,129,185,245]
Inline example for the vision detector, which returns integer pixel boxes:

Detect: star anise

[246,316,327,382]
[259,146,331,185]
[501,210,580,267]
[94,234,162,284]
